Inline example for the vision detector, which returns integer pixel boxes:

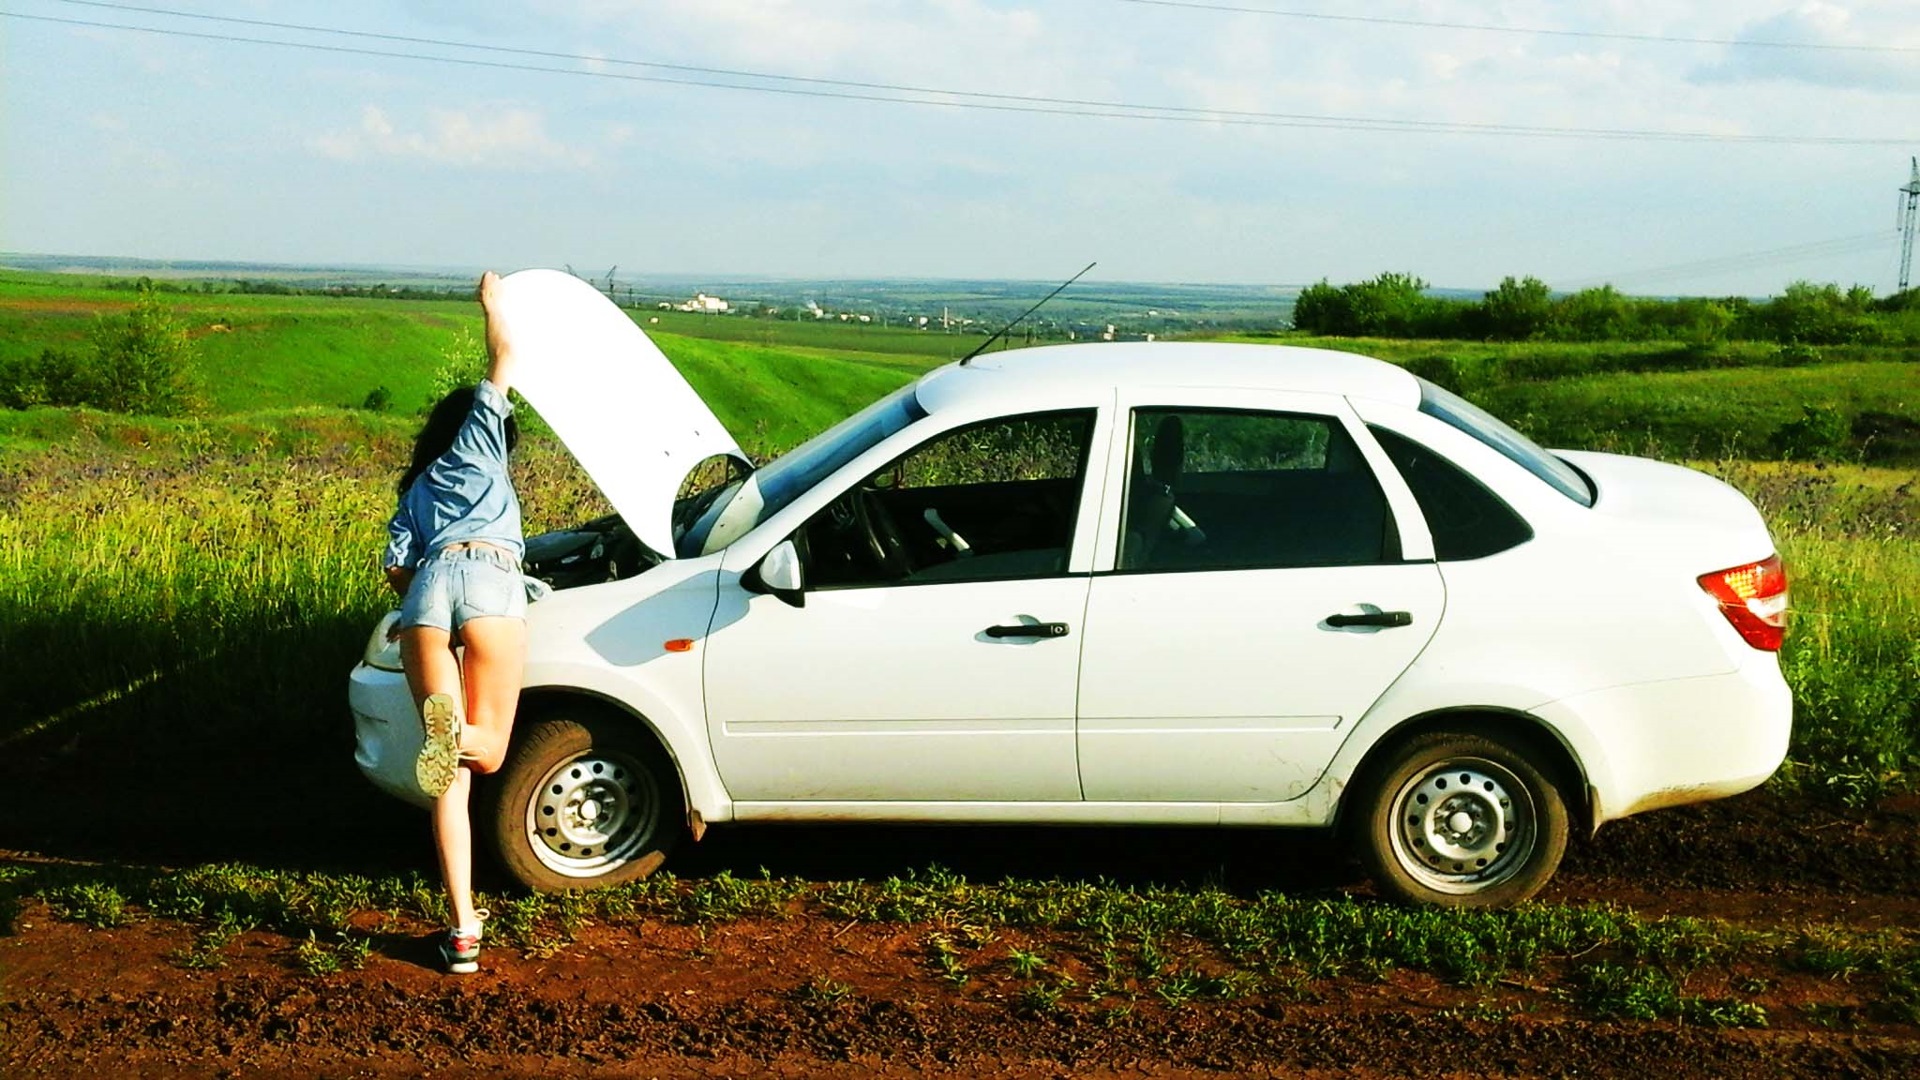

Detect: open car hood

[496,269,748,559]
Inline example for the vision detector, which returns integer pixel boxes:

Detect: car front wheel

[487,713,683,891]
[1352,730,1571,908]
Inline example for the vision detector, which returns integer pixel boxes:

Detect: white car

[350,271,1791,908]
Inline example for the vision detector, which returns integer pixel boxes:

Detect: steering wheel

[856,488,913,578]
[829,486,911,580]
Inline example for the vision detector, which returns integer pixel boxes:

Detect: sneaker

[416,692,462,798]
[439,926,482,974]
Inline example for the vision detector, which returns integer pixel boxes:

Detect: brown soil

[3,788,1918,1078]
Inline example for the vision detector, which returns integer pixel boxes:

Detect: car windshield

[676,384,927,557]
[1416,378,1594,506]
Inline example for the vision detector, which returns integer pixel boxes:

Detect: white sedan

[350,271,1790,908]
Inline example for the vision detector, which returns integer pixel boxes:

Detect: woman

[383,270,525,975]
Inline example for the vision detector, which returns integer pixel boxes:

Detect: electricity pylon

[1901,157,1920,291]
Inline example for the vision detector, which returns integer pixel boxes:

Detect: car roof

[913,342,1422,415]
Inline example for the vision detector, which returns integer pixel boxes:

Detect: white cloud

[1692,2,1920,90]
[308,105,595,169]
[572,0,1075,92]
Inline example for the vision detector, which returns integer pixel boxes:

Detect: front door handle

[985,621,1071,639]
[1326,610,1413,628]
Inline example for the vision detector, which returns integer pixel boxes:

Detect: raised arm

[478,270,518,397]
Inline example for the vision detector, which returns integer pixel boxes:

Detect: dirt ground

[3,790,1918,1078]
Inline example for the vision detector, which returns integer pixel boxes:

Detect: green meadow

[0,270,1915,816]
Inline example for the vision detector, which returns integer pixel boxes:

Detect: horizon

[1,250,1873,303]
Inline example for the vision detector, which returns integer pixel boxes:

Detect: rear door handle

[1326,611,1413,628]
[985,621,1071,638]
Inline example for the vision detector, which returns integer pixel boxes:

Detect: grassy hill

[0,271,945,452]
[3,269,1916,465]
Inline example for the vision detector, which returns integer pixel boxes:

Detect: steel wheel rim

[1387,756,1536,895]
[525,749,658,878]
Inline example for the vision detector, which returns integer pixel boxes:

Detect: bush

[1549,286,1634,341]
[1481,276,1553,340]
[0,348,99,409]
[0,283,205,416]
[86,280,203,415]
[1748,282,1882,345]
[1290,273,1457,337]
[1289,280,1350,335]
[1772,404,1852,462]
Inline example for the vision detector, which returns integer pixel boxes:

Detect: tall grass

[1714,462,1920,799]
[0,432,607,745]
[3,419,1914,804]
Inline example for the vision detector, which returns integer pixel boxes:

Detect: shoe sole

[417,692,462,798]
[444,957,479,975]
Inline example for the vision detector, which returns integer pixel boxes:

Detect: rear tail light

[1698,555,1788,651]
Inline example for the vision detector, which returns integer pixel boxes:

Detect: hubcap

[526,750,658,878]
[1388,757,1536,895]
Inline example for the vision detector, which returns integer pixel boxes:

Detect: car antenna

[959,261,1096,366]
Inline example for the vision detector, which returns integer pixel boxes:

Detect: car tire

[486,713,683,891]
[1352,730,1571,909]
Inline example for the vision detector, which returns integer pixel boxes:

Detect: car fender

[1328,678,1610,824]
[518,557,735,827]
[520,659,734,826]
[1222,674,1614,832]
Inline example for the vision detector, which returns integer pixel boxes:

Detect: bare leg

[399,625,460,709]
[406,616,523,932]
[434,768,476,928]
[455,615,526,776]
[399,627,475,926]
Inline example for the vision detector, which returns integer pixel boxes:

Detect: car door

[702,407,1108,803]
[1076,390,1444,803]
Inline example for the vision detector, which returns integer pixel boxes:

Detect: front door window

[800,410,1096,588]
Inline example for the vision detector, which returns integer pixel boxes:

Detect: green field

[1,270,1917,803]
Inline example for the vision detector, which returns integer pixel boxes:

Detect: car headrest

[1151,414,1184,486]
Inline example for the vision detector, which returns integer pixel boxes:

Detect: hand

[384,564,414,597]
[479,270,517,396]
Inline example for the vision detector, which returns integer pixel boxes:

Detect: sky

[3,0,1918,294]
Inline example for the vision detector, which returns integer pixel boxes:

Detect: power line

[1112,0,1920,55]
[6,7,1917,146]
[1563,231,1897,290]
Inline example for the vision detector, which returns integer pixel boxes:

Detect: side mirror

[743,539,805,608]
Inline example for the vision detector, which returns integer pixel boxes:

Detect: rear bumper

[1537,654,1793,826]
[348,662,434,809]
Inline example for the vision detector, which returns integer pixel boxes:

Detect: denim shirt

[383,380,525,570]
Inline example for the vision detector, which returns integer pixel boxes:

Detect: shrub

[86,280,203,415]
[1289,280,1349,334]
[1481,276,1553,340]
[0,348,98,410]
[1749,282,1882,345]
[1772,404,1852,462]
[1549,286,1635,341]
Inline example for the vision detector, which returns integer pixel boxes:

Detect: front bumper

[349,662,434,809]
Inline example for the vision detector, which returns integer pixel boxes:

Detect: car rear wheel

[487,713,683,891]
[1352,731,1571,908]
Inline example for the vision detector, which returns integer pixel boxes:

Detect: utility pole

[1901,157,1920,291]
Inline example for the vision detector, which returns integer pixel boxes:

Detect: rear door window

[1118,408,1397,572]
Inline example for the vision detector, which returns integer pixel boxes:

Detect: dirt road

[4,790,1918,1078]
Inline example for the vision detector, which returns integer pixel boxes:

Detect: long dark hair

[398,386,520,495]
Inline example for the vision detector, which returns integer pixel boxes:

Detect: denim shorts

[399,547,529,632]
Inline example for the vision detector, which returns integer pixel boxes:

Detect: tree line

[1291,274,1920,345]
